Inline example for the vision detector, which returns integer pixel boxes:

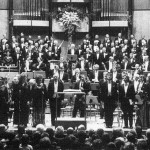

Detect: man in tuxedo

[89,64,103,82]
[143,56,150,71]
[71,68,81,83]
[48,74,64,126]
[115,33,123,45]
[119,75,135,128]
[72,74,91,117]
[121,56,131,70]
[100,72,118,128]
[59,66,68,82]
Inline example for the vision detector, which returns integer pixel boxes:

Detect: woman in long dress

[32,74,47,127]
[0,77,9,125]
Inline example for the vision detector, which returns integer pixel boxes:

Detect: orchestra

[1,33,150,128]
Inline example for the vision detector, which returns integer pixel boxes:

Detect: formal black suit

[48,80,64,126]
[89,70,103,82]
[101,81,118,127]
[121,61,131,70]
[59,72,69,82]
[73,80,91,117]
[119,83,135,128]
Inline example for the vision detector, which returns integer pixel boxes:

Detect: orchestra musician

[100,72,118,128]
[119,75,135,128]
[72,74,91,117]
[48,74,64,126]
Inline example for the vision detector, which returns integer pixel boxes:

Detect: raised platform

[7,114,147,135]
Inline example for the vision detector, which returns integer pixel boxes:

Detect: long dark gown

[19,83,30,126]
[32,83,47,126]
[12,83,30,126]
[0,85,9,125]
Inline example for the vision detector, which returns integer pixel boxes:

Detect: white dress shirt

[109,61,113,71]
[95,70,98,81]
[113,71,117,82]
[124,83,129,97]
[134,81,139,93]
[108,82,111,96]
[124,62,127,70]
[81,60,84,70]
[54,81,58,93]
[71,49,75,55]
[60,72,64,80]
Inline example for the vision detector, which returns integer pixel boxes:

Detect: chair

[86,95,100,120]
[80,71,87,78]
[33,71,46,78]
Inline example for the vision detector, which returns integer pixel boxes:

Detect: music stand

[86,96,99,120]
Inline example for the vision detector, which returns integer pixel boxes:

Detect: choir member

[48,74,64,126]
[89,64,102,82]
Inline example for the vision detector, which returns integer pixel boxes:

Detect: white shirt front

[145,61,148,71]
[60,72,64,80]
[97,53,99,60]
[124,83,129,96]
[109,61,113,71]
[81,60,84,70]
[72,69,75,76]
[71,49,75,55]
[95,70,98,81]
[124,62,127,70]
[113,72,117,82]
[54,81,58,93]
[108,82,111,96]
[134,81,139,92]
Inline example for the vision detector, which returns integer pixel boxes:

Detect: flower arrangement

[54,5,87,37]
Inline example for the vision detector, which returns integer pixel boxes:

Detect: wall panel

[133,11,150,40]
[0,0,9,10]
[0,10,9,39]
[133,0,150,10]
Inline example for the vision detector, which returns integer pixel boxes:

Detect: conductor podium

[55,90,86,129]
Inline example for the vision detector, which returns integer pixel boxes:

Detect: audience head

[55,126,64,138]
[39,137,51,149]
[36,124,45,133]
[96,128,104,139]
[123,142,135,150]
[111,128,124,142]
[92,139,103,150]
[46,127,54,139]
[67,127,74,135]
[78,124,85,131]
[106,142,116,150]
[137,139,148,150]
[21,134,29,146]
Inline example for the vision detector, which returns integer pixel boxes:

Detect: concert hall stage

[7,114,147,135]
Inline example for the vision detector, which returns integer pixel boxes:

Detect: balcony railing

[13,0,49,21]
[93,0,128,21]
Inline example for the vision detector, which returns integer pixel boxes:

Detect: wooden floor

[8,113,142,134]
